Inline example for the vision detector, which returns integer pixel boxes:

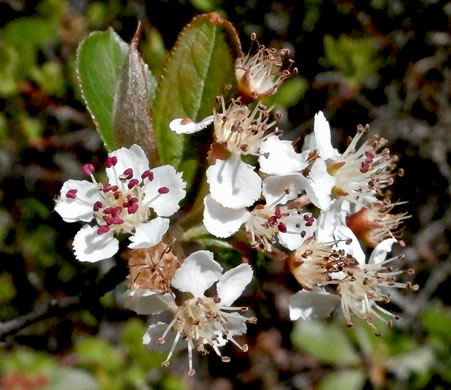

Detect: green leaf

[291,319,359,365]
[75,336,123,372]
[76,29,157,151]
[152,13,236,170]
[49,368,99,390]
[319,369,365,390]
[2,17,58,48]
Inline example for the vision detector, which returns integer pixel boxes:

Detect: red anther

[123,168,134,179]
[305,216,315,227]
[365,151,375,160]
[112,207,122,217]
[278,222,287,233]
[114,191,121,199]
[141,170,153,180]
[66,189,77,199]
[82,164,95,176]
[93,201,103,211]
[103,216,114,225]
[111,217,124,225]
[128,179,139,189]
[158,187,170,194]
[103,185,118,192]
[128,196,139,204]
[267,216,278,225]
[103,207,114,214]
[274,207,281,219]
[97,225,110,234]
[360,161,371,173]
[128,204,139,214]
[105,156,118,168]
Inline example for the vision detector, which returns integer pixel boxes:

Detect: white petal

[73,225,119,262]
[143,165,186,217]
[289,290,340,321]
[313,111,340,161]
[207,154,262,209]
[224,312,248,336]
[106,144,150,186]
[217,263,253,306]
[336,225,366,265]
[123,290,176,315]
[169,115,214,134]
[316,201,346,241]
[128,217,169,249]
[203,195,250,238]
[303,159,335,210]
[262,174,305,206]
[369,238,397,265]
[278,214,317,250]
[55,180,100,223]
[171,250,223,297]
[258,136,307,175]
[143,322,187,354]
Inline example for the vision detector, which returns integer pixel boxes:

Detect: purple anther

[274,208,281,219]
[128,179,139,189]
[305,216,315,227]
[66,189,77,199]
[93,201,103,211]
[103,207,114,214]
[128,204,139,214]
[365,151,375,160]
[158,187,170,194]
[105,156,118,168]
[267,216,278,225]
[82,164,95,176]
[141,170,153,180]
[123,168,134,180]
[277,222,287,233]
[103,216,114,225]
[360,161,371,173]
[128,196,139,204]
[111,217,124,225]
[111,207,122,217]
[97,225,110,234]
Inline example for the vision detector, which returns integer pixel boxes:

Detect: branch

[0,261,127,341]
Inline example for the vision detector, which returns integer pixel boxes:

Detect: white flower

[289,237,418,333]
[303,111,400,208]
[170,98,282,208]
[203,174,317,251]
[126,250,255,376]
[55,145,186,262]
[235,34,297,101]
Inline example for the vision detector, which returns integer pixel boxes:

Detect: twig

[0,262,127,341]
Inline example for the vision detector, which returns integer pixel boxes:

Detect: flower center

[245,205,316,252]
[289,238,356,290]
[157,296,254,376]
[235,33,298,99]
[337,255,418,333]
[213,96,280,156]
[327,125,401,203]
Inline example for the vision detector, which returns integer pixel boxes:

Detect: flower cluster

[54,31,417,376]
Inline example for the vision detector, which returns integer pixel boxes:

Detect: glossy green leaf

[76,29,157,151]
[152,13,236,169]
[291,319,359,365]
